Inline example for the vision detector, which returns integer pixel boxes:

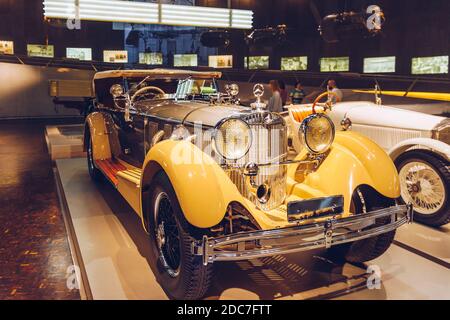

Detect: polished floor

[0,120,80,300]
[56,157,450,300]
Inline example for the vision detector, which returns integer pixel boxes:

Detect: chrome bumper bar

[193,204,412,265]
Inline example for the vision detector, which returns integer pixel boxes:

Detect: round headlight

[300,113,335,154]
[110,84,124,98]
[214,118,252,160]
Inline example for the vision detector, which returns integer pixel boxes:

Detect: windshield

[125,77,218,101]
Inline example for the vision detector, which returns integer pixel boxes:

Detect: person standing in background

[289,81,306,105]
[267,80,283,113]
[327,79,343,102]
[278,79,288,106]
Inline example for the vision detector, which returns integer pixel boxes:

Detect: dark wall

[216,0,450,76]
[0,0,449,76]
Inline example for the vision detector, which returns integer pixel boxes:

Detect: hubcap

[399,161,446,215]
[154,192,181,277]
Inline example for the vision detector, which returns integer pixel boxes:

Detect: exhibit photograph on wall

[27,44,54,58]
[320,57,350,72]
[364,56,396,73]
[66,48,93,61]
[174,54,198,67]
[0,41,14,55]
[412,55,449,75]
[281,56,308,71]
[244,56,270,70]
[139,52,163,65]
[103,50,128,63]
[208,55,233,68]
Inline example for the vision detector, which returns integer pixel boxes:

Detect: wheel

[396,151,450,227]
[327,188,396,263]
[146,171,213,300]
[86,133,103,182]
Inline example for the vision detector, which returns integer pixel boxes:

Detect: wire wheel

[154,192,181,278]
[399,161,446,215]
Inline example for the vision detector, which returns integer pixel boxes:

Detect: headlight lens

[300,114,335,154]
[214,118,252,160]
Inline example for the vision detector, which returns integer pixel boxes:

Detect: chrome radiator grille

[226,112,288,211]
[351,124,431,150]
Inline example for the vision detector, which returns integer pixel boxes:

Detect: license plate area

[287,195,344,222]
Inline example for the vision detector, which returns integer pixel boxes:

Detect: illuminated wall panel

[27,44,54,58]
[67,47,92,60]
[320,57,349,72]
[0,41,14,55]
[103,50,128,63]
[364,56,396,73]
[411,56,449,75]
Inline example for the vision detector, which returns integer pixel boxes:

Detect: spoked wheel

[154,192,181,278]
[86,134,103,182]
[147,172,213,300]
[327,188,396,263]
[396,151,450,227]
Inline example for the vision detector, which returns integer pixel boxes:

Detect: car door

[111,107,146,168]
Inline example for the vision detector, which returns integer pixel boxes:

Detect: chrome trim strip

[193,205,411,265]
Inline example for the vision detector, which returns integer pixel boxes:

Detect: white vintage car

[288,96,449,227]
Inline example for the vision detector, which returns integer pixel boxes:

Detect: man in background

[327,79,343,102]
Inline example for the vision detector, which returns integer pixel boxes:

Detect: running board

[95,159,127,186]
[95,158,142,213]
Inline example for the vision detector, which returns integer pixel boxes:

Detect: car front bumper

[192,204,412,265]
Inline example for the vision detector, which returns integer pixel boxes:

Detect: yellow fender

[288,131,400,215]
[140,140,246,229]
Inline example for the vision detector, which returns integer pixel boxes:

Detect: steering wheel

[311,91,340,114]
[131,86,166,103]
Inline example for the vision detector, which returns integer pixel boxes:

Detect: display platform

[46,124,85,160]
[55,158,450,300]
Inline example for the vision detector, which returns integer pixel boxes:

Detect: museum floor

[0,119,80,300]
[0,119,449,300]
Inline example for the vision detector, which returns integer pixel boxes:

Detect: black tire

[147,171,213,300]
[86,133,103,182]
[395,151,450,227]
[327,189,396,263]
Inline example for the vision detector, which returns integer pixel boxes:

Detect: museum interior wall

[0,0,449,75]
[0,62,93,118]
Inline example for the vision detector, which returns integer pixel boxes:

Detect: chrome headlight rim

[432,118,450,143]
[300,113,335,154]
[213,117,253,161]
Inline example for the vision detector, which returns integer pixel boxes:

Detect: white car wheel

[399,160,446,215]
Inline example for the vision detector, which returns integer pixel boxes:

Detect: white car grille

[351,124,431,150]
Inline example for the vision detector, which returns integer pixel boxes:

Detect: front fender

[389,138,450,162]
[288,131,400,215]
[141,140,245,228]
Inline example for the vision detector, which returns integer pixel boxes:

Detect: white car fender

[389,138,450,162]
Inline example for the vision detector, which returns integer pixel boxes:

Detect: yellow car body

[86,111,400,231]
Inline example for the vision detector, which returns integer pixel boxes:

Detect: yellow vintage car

[84,69,411,300]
